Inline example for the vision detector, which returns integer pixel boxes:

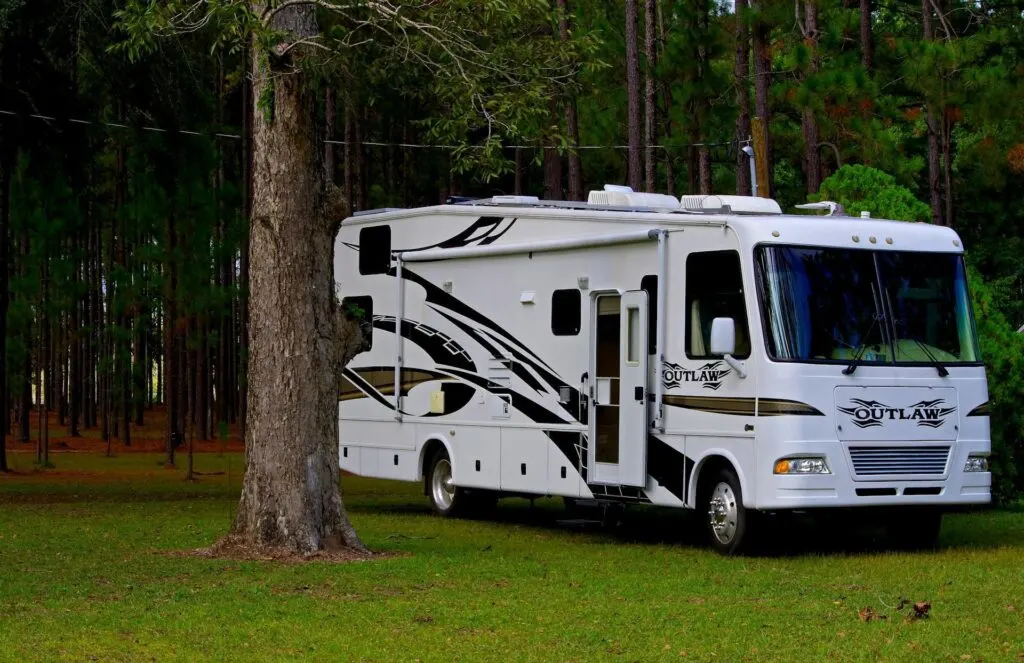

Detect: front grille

[848,446,951,476]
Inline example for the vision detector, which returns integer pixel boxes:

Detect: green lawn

[1,453,1022,662]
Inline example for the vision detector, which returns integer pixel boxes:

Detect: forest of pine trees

[1,0,1023,489]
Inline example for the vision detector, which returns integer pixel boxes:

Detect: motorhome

[334,187,991,554]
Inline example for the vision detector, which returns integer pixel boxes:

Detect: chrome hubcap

[431,458,456,511]
[708,482,739,544]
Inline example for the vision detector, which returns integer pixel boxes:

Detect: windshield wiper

[882,288,949,377]
[843,284,885,376]
[905,336,950,377]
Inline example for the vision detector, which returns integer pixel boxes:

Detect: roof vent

[490,195,540,205]
[588,184,680,209]
[681,194,782,215]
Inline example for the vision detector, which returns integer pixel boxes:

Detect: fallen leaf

[913,601,932,619]
[859,607,876,622]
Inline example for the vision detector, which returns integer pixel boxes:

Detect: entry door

[589,290,648,487]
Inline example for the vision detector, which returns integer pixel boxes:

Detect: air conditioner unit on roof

[681,194,782,215]
[588,185,680,210]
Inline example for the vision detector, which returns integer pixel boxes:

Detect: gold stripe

[966,402,990,417]
[662,395,823,417]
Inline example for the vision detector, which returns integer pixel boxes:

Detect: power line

[0,108,746,151]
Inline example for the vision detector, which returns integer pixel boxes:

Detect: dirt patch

[177,535,389,564]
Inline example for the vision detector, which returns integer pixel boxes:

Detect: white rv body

[334,194,991,518]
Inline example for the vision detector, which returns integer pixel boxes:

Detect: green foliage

[969,267,1024,503]
[813,165,932,221]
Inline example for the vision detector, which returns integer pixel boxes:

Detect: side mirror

[710,317,737,356]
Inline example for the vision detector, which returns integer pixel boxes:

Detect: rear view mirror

[710,317,737,356]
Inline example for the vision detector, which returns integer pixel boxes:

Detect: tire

[887,509,943,551]
[701,467,756,555]
[426,448,463,517]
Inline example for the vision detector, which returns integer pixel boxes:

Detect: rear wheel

[427,450,461,516]
[701,468,756,555]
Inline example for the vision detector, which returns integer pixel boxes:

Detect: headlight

[963,455,989,472]
[774,457,830,475]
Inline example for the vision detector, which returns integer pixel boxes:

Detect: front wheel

[702,468,756,555]
[427,450,461,516]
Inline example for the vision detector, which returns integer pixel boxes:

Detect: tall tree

[799,0,822,194]
[557,0,584,201]
[921,0,944,225]
[643,0,657,192]
[859,0,873,72]
[625,0,643,190]
[733,0,752,195]
[751,0,774,196]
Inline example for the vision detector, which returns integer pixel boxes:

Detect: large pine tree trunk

[0,114,10,471]
[801,0,822,195]
[921,0,943,225]
[643,0,657,193]
[229,4,363,555]
[557,0,584,201]
[542,100,563,200]
[860,0,873,71]
[751,2,773,197]
[734,0,752,195]
[625,0,643,191]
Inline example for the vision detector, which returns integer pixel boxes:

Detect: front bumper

[754,439,991,510]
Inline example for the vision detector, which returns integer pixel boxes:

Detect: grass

[1,453,1023,662]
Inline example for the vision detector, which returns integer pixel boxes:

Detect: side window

[685,251,750,359]
[342,296,373,353]
[641,274,657,351]
[358,225,391,275]
[551,289,581,336]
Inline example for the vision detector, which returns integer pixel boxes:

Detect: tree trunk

[543,99,563,200]
[164,207,178,467]
[657,0,674,195]
[644,0,657,193]
[801,0,822,195]
[734,0,752,195]
[230,4,364,554]
[860,0,873,71]
[325,88,336,183]
[625,0,643,190]
[0,117,9,471]
[922,0,943,225]
[751,2,773,197]
[698,146,712,194]
[514,147,523,195]
[557,0,584,201]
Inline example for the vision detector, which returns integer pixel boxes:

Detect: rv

[335,187,991,554]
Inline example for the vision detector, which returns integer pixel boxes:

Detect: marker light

[963,455,989,473]
[774,457,831,475]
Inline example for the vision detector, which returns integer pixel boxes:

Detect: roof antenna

[795,201,845,216]
[741,145,757,197]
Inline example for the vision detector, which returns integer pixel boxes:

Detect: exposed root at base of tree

[179,535,385,564]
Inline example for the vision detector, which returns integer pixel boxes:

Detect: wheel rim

[431,458,456,511]
[707,481,739,545]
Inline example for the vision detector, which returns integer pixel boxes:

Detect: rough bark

[751,2,774,197]
[164,205,178,467]
[325,88,336,183]
[801,0,822,195]
[625,0,643,190]
[0,113,9,471]
[644,0,657,192]
[860,0,873,71]
[514,147,523,195]
[557,0,584,201]
[229,3,364,555]
[657,0,674,195]
[734,0,752,196]
[698,146,712,194]
[922,0,943,225]
[543,99,563,200]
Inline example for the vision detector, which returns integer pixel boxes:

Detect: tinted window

[686,251,750,359]
[641,274,657,351]
[359,225,391,275]
[551,289,581,336]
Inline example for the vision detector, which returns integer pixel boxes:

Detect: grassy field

[1,452,1023,662]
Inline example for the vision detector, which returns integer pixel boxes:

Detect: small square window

[358,225,391,275]
[551,289,582,336]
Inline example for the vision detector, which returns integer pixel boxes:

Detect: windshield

[756,246,980,365]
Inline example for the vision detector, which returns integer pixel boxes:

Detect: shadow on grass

[353,496,1024,557]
